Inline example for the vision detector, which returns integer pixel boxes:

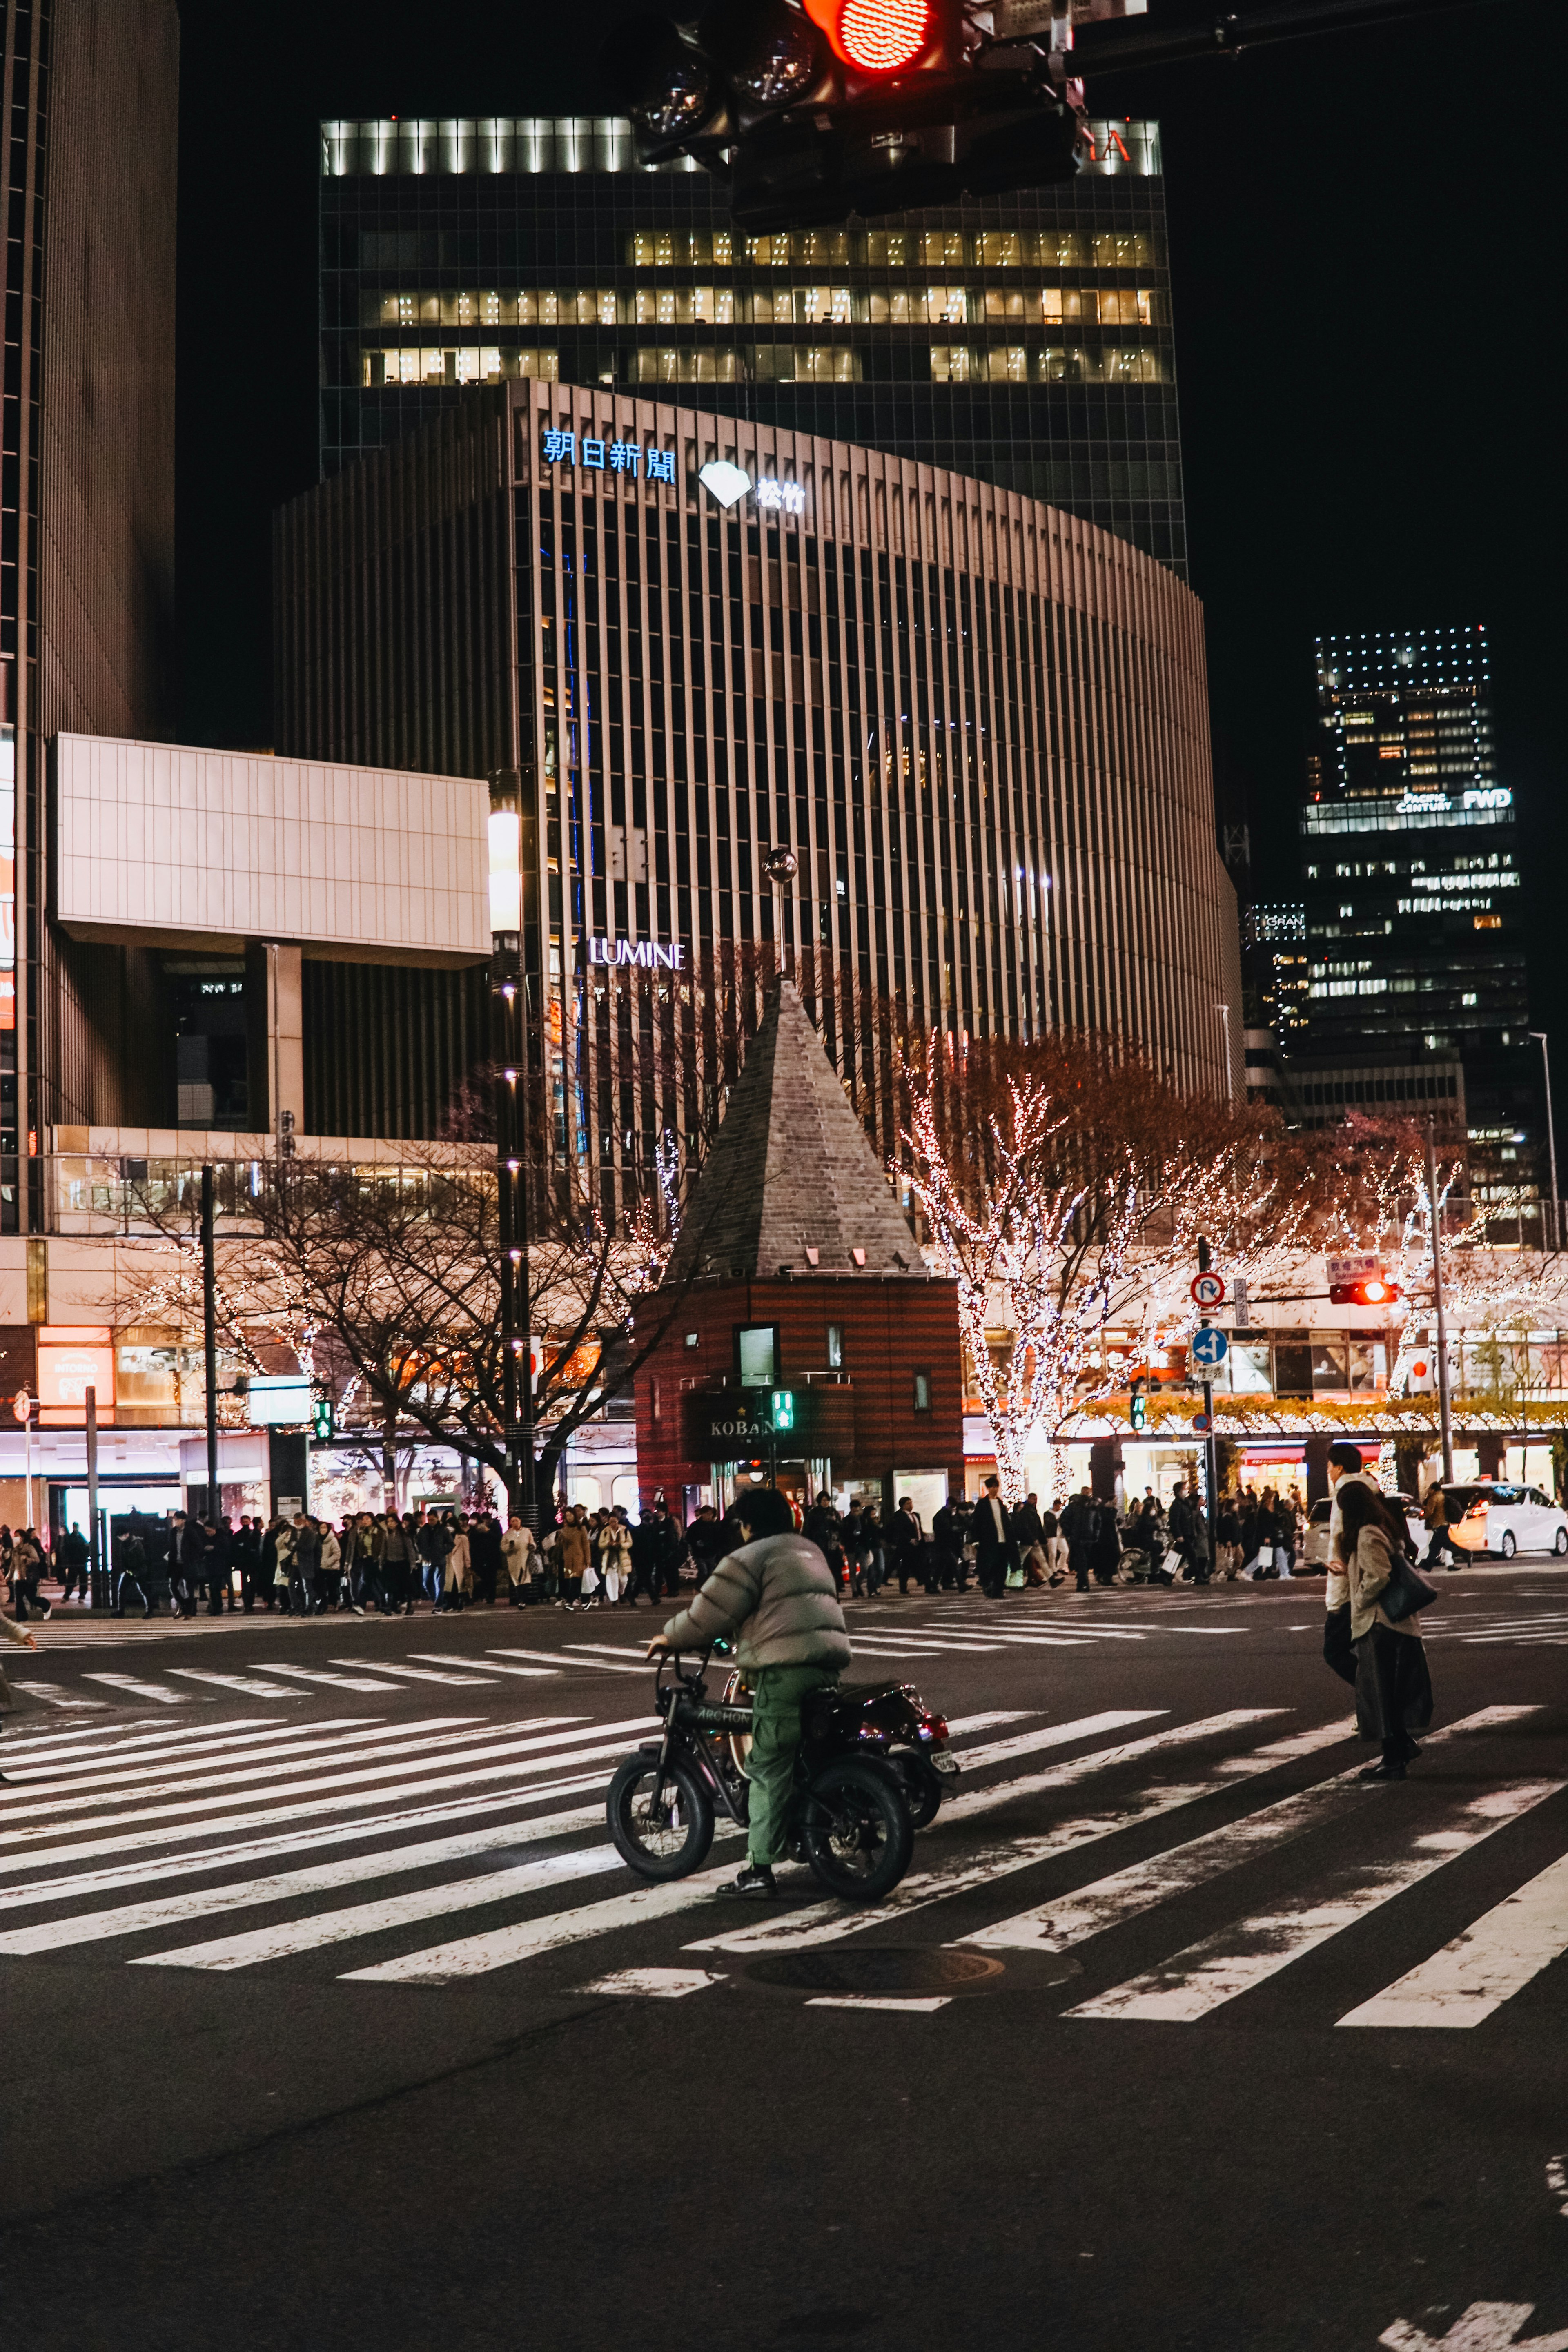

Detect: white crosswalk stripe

[0,1680,1564,2034]
[1336,1850,1568,2028]
[1065,1779,1562,2022]
[80,1674,190,1704]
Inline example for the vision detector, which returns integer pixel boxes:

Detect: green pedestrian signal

[311,1395,335,1442]
[1129,1381,1147,1433]
[770,1390,795,1432]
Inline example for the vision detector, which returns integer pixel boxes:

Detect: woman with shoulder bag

[1335,1480,1434,1782]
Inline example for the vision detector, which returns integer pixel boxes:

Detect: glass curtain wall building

[1302,625,1537,1214]
[318,114,1186,575]
[275,381,1239,1195]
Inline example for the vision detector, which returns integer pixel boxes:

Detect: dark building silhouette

[2,0,179,1222]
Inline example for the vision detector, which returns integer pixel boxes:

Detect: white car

[1430,1483,1568,1561]
[1302,1492,1423,1571]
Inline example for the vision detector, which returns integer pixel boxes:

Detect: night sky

[174,0,1564,1077]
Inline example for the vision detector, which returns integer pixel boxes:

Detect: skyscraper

[1,0,179,1227]
[1301,626,1535,1213]
[318,113,1186,574]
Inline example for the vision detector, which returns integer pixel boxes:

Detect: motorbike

[606,1650,957,1903]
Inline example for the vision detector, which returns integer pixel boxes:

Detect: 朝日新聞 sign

[541,430,675,484]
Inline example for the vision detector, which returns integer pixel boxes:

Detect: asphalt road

[4,1564,1568,2352]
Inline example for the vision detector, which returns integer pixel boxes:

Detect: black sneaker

[715,1865,777,1898]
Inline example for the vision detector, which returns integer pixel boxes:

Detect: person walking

[56,1523,91,1606]
[317,1521,343,1610]
[1013,1492,1047,1586]
[1060,1487,1096,1593]
[438,1516,471,1612]
[1043,1498,1069,1584]
[501,1512,535,1605]
[841,1499,871,1599]
[651,1501,686,1600]
[595,1509,631,1604]
[932,1494,968,1592]
[558,1506,592,1608]
[0,1600,40,1744]
[973,1476,1019,1599]
[1322,1440,1381,1690]
[686,1504,724,1586]
[1336,1478,1433,1780]
[469,1511,503,1606]
[887,1496,926,1595]
[627,1511,660,1607]
[1091,1495,1124,1586]
[1421,1478,1463,1571]
[1214,1495,1242,1581]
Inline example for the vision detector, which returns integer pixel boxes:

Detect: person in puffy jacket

[649,1485,850,1901]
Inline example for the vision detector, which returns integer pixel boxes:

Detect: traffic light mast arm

[1063,0,1513,84]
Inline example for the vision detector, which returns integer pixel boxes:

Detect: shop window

[1272,1332,1314,1398]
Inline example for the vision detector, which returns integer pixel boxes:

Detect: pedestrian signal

[771,1390,795,1432]
[1129,1381,1147,1432]
[311,1396,335,1442]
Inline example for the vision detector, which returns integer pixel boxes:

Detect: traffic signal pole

[1425,1120,1455,1484]
[1197,1235,1219,1521]
[201,1164,218,1524]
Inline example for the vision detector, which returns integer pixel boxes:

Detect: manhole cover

[744,1947,1006,1995]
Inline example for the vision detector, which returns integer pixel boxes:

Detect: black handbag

[1380,1549,1438,1623]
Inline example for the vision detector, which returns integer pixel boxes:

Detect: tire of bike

[606,1753,715,1881]
[890,1747,943,1830]
[800,1756,915,1904]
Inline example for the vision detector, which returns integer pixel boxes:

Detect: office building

[0,0,179,1228]
[1301,626,1535,1211]
[318,113,1186,573]
[275,379,1242,1199]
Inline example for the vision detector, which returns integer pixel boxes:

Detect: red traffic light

[1329,1278,1402,1307]
[802,0,936,74]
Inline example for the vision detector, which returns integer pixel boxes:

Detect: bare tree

[113,1149,703,1510]
[901,1034,1301,1499]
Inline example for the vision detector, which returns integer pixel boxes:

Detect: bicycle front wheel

[606,1755,715,1881]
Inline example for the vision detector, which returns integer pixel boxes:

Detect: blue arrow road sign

[1190,1325,1230,1371]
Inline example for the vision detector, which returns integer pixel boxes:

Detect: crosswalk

[5,1639,688,1713]
[0,1683,1564,2029]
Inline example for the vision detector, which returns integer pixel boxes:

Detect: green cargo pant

[745,1662,841,1868]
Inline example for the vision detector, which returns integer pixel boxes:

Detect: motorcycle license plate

[931,1751,960,1776]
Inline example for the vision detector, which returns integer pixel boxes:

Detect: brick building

[634,975,962,1522]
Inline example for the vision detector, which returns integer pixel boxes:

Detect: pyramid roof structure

[666,976,924,1285]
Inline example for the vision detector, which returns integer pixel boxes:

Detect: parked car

[1429,1483,1568,1560]
[1301,1492,1424,1571]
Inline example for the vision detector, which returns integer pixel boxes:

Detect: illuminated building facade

[275,379,1241,1192]
[318,113,1187,574]
[1302,626,1537,1212]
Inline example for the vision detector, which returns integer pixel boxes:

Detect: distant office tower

[1242,902,1309,1042]
[1301,626,1536,1213]
[318,114,1186,574]
[0,0,178,1225]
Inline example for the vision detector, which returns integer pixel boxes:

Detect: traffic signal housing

[311,1394,336,1443]
[1329,1276,1403,1307]
[1129,1379,1147,1433]
[600,0,1084,230]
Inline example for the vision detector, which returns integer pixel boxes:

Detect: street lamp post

[1529,1031,1559,1252]
[490,792,537,1534]
[1425,1118,1454,1485]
